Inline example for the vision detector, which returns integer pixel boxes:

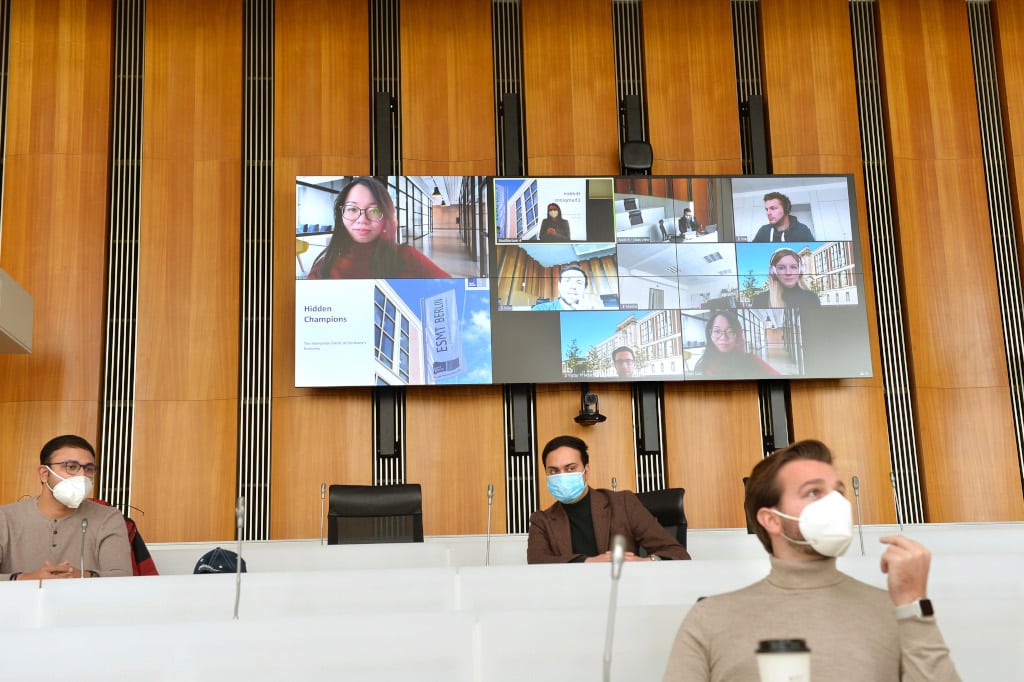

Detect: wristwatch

[649,554,662,561]
[894,598,934,619]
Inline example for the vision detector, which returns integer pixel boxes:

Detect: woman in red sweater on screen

[306,176,450,279]
[692,309,780,379]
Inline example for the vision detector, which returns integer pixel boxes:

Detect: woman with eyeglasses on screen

[692,310,779,379]
[750,247,821,308]
[306,176,450,279]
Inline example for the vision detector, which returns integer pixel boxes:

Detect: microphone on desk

[610,477,617,492]
[320,482,327,546]
[80,518,88,579]
[234,496,245,620]
[485,483,494,567]
[603,534,627,682]
[889,471,904,533]
[852,475,864,556]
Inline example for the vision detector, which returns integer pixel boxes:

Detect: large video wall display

[295,174,872,388]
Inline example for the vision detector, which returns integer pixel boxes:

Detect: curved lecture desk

[1,523,1021,681]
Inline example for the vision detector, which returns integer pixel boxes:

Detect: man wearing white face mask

[663,439,960,681]
[1,435,132,581]
[527,435,690,563]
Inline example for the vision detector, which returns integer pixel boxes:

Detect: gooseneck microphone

[610,477,617,492]
[320,482,327,546]
[889,471,904,533]
[485,484,494,567]
[852,475,864,556]
[80,518,88,579]
[234,496,245,620]
[603,534,627,682]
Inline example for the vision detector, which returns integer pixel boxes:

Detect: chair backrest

[635,487,687,549]
[327,484,424,545]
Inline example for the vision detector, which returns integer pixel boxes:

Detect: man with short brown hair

[663,440,960,681]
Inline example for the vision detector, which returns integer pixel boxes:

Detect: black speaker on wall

[620,94,644,143]
[747,93,769,175]
[634,382,663,454]
[374,387,402,458]
[374,91,395,177]
[501,92,523,177]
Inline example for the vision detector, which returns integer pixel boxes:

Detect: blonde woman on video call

[749,247,821,308]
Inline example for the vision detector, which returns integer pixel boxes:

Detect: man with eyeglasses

[612,346,636,378]
[1,435,131,581]
[531,265,598,310]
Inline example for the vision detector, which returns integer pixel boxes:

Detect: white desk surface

[2,523,1021,681]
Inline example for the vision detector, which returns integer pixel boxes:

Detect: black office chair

[327,484,424,545]
[636,487,687,550]
[621,140,654,175]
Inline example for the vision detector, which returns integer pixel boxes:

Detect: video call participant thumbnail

[752,192,815,243]
[750,248,822,309]
[527,435,690,563]
[691,310,780,379]
[532,265,598,311]
[306,176,450,279]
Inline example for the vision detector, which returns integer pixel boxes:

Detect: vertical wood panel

[270,0,373,538]
[401,0,496,175]
[405,386,506,535]
[761,0,892,522]
[878,0,1023,521]
[0,0,112,502]
[663,383,764,529]
[132,0,243,541]
[522,0,619,175]
[642,0,742,175]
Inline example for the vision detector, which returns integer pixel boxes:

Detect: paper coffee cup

[756,639,811,682]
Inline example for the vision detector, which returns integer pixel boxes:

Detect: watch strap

[895,598,934,619]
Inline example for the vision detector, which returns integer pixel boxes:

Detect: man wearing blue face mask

[663,439,960,681]
[526,435,690,564]
[1,434,132,581]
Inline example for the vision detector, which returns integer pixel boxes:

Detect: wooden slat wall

[521,0,619,175]
[0,1,112,499]
[995,1,1024,304]
[643,0,757,528]
[270,0,374,539]
[878,0,1023,521]
[760,0,891,523]
[130,0,243,541]
[400,0,505,535]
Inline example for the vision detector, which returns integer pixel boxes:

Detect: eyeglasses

[614,358,635,365]
[48,460,97,476]
[341,204,385,223]
[711,328,737,339]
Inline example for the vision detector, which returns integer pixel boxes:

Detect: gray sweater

[663,556,960,681]
[1,497,132,579]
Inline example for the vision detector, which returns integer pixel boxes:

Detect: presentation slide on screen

[295,174,872,388]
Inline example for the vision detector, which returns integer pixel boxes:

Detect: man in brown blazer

[527,435,691,564]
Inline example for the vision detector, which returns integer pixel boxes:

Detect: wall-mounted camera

[574,385,607,425]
